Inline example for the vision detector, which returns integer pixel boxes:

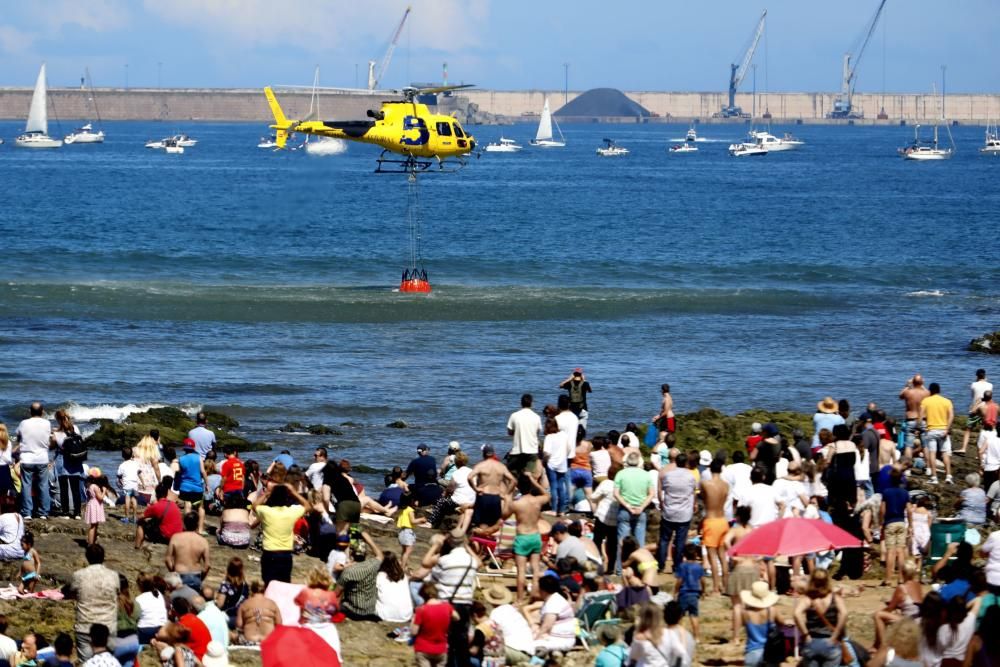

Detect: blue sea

[0,119,997,480]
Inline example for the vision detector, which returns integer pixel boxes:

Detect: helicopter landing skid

[374,152,467,174]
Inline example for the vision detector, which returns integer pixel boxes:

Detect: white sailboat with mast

[64,68,105,144]
[900,82,954,161]
[981,109,1000,155]
[15,64,63,149]
[529,97,565,147]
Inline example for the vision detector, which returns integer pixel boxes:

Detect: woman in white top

[542,419,571,517]
[0,511,24,561]
[590,438,612,483]
[591,469,619,571]
[0,424,14,500]
[375,552,413,623]
[628,601,696,667]
[533,575,576,652]
[450,452,476,533]
[135,572,169,644]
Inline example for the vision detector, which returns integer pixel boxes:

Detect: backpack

[762,608,787,664]
[62,432,87,463]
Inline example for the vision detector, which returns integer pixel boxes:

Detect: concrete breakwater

[0,86,996,124]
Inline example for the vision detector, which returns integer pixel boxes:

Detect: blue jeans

[615,507,647,574]
[745,647,765,667]
[114,634,140,667]
[857,480,874,499]
[20,463,51,518]
[904,419,922,448]
[657,519,690,570]
[547,468,569,514]
[802,638,842,667]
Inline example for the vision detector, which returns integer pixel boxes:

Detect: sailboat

[899,124,954,160]
[529,97,565,147]
[15,64,63,148]
[64,68,105,144]
[981,117,1000,155]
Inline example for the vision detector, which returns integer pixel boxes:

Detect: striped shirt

[430,547,477,604]
[339,558,380,617]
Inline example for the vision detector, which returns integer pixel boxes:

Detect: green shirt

[614,467,652,507]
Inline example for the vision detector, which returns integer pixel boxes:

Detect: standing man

[879,468,912,586]
[16,402,52,520]
[468,445,516,533]
[558,368,592,425]
[63,544,120,661]
[553,395,579,455]
[187,413,216,459]
[920,383,954,485]
[653,384,676,436]
[959,369,993,455]
[405,445,442,507]
[899,375,931,452]
[657,451,697,573]
[700,458,730,595]
[613,452,655,574]
[506,394,541,478]
[507,472,550,602]
[176,439,207,534]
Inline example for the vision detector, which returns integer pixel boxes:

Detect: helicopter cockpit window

[436,122,452,136]
[452,124,465,138]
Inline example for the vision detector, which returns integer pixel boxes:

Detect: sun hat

[751,422,762,434]
[740,580,780,609]
[817,397,838,414]
[448,441,461,452]
[202,642,229,667]
[699,450,712,467]
[483,583,514,606]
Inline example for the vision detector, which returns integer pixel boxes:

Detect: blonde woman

[873,560,924,649]
[0,424,13,500]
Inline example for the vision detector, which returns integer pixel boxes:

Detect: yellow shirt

[397,506,414,529]
[921,394,953,431]
[255,504,305,552]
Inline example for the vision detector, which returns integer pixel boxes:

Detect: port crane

[367,5,411,91]
[828,0,888,119]
[716,10,767,119]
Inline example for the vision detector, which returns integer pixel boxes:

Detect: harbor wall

[0,87,997,124]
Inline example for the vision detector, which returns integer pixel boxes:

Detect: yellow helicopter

[263,85,477,172]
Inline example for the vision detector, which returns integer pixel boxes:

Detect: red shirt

[221,457,246,494]
[745,434,763,454]
[178,613,212,659]
[413,601,454,655]
[143,498,183,539]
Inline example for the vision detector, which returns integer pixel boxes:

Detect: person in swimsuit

[873,560,924,649]
[794,569,847,667]
[653,383,676,435]
[17,532,39,594]
[236,580,281,645]
[469,445,515,533]
[700,458,730,595]
[508,470,550,602]
[217,493,251,548]
[620,536,658,588]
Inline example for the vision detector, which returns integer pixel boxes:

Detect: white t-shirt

[592,479,618,525]
[984,431,1000,473]
[543,432,571,473]
[772,478,808,518]
[16,417,51,466]
[306,462,327,490]
[450,466,476,506]
[743,483,779,527]
[972,380,994,410]
[554,411,579,447]
[0,447,13,467]
[0,634,15,663]
[590,449,611,477]
[507,408,541,456]
[722,462,753,514]
[118,460,142,492]
[853,448,871,482]
[537,592,576,651]
[938,609,977,660]
[327,549,349,578]
[375,572,413,623]
[158,462,174,482]
[489,604,535,655]
[981,530,1000,586]
[136,591,169,628]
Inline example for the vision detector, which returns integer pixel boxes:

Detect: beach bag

[63,432,87,463]
[644,423,658,447]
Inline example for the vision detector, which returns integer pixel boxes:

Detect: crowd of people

[0,365,996,666]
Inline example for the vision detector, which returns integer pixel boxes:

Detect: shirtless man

[506,471,550,602]
[469,445,517,533]
[653,383,676,435]
[900,375,931,451]
[236,580,281,644]
[724,505,759,640]
[700,458,730,595]
[165,511,211,591]
[879,429,898,467]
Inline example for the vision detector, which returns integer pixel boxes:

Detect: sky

[0,0,996,94]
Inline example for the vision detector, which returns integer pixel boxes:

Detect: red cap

[574,367,583,373]
[183,437,196,449]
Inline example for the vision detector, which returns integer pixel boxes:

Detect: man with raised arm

[507,471,550,602]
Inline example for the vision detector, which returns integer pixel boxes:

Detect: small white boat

[163,138,184,154]
[529,98,566,147]
[729,142,767,157]
[596,138,629,157]
[899,124,954,161]
[749,130,803,152]
[484,136,522,152]
[173,134,197,147]
[685,127,698,142]
[669,143,698,153]
[145,139,165,149]
[15,64,62,149]
[64,123,105,144]
[980,122,1000,155]
[258,135,278,149]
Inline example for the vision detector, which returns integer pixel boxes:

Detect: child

[911,495,932,573]
[220,445,246,504]
[118,446,142,525]
[18,532,39,594]
[85,468,110,545]
[673,542,705,639]
[396,493,416,569]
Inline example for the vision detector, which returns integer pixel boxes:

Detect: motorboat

[596,138,629,157]
[15,64,62,149]
[173,134,197,147]
[64,123,105,144]
[685,126,698,142]
[258,135,278,149]
[980,123,1000,155]
[163,138,184,154]
[749,130,803,152]
[145,139,165,149]
[899,124,954,161]
[729,142,767,157]
[484,136,522,152]
[669,143,698,153]
[529,97,566,147]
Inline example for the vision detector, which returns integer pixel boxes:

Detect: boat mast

[86,68,103,129]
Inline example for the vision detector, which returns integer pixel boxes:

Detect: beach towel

[264,580,306,625]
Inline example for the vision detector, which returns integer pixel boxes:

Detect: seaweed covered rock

[670,408,815,453]
[280,422,342,436]
[86,406,267,452]
[970,331,1000,354]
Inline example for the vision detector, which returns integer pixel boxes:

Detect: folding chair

[471,521,518,570]
[575,591,619,650]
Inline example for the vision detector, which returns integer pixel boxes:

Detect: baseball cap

[751,422,762,434]
[762,423,780,437]
[551,522,569,534]
[182,437,196,450]
[699,450,712,467]
[416,444,429,453]
[573,367,583,375]
[481,444,495,456]
[448,441,461,452]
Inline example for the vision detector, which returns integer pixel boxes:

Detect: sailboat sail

[26,64,48,134]
[536,98,553,142]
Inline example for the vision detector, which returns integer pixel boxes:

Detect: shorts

[701,517,730,549]
[123,488,139,498]
[513,532,542,557]
[924,430,952,454]
[178,491,203,505]
[335,500,361,524]
[569,468,593,489]
[138,518,167,544]
[727,563,758,598]
[884,522,907,549]
[398,528,416,547]
[969,413,983,428]
[678,592,700,617]
[179,572,203,590]
[21,571,37,583]
[656,416,676,433]
[904,419,923,448]
[472,493,502,528]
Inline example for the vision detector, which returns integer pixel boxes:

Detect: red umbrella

[262,626,342,667]
[728,517,862,558]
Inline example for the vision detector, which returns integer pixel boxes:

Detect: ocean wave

[60,401,201,423]
[905,290,946,297]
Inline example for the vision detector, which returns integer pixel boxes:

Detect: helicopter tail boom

[264,87,293,149]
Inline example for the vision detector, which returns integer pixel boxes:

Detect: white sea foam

[63,402,201,423]
[304,138,347,156]
[906,290,945,297]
